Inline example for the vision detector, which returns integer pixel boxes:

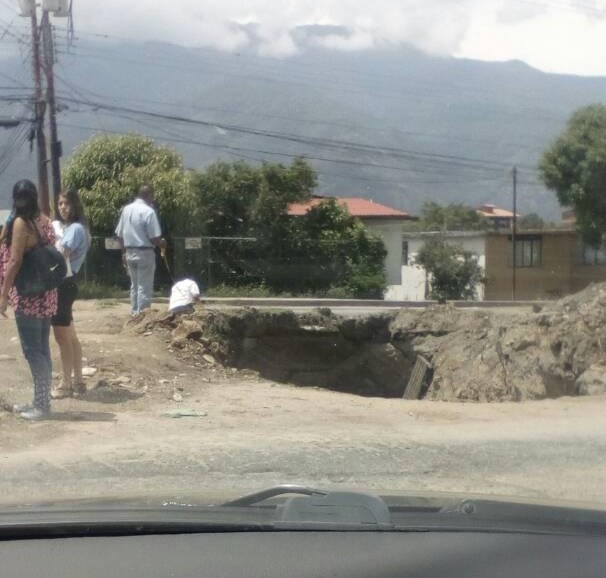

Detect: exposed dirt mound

[136,307,409,397]
[404,283,606,402]
[134,285,606,402]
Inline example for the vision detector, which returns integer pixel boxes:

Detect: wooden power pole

[29,6,50,216]
[512,166,518,301]
[41,10,62,215]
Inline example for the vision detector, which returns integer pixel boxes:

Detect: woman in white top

[51,190,90,399]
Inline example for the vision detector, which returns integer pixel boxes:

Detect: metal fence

[81,236,351,291]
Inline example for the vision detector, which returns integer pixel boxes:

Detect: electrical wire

[56,94,540,176]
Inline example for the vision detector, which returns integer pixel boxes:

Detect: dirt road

[1,300,606,506]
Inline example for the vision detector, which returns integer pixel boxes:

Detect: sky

[1,0,606,76]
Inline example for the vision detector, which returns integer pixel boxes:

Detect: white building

[390,231,487,301]
[287,196,487,301]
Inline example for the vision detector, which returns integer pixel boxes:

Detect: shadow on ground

[47,411,117,422]
[80,383,146,404]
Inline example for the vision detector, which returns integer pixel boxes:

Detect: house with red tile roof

[287,196,414,220]
[287,195,416,300]
[477,204,520,229]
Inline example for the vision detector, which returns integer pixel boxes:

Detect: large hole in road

[148,294,602,402]
[234,329,422,398]
[165,309,431,398]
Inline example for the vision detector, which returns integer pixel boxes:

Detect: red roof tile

[288,197,412,219]
[477,204,519,218]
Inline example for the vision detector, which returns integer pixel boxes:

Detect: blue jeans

[126,249,156,314]
[15,314,52,412]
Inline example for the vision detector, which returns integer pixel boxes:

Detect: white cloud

[314,31,375,52]
[457,3,606,76]
[0,0,605,75]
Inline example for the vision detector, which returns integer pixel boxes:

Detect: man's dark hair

[138,184,154,203]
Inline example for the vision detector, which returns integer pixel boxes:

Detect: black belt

[125,246,154,250]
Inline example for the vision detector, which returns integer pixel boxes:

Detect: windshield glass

[1,0,605,513]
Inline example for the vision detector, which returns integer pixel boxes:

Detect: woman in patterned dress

[0,180,58,420]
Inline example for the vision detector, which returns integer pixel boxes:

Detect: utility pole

[41,10,62,214]
[20,0,71,216]
[29,6,50,216]
[512,166,518,301]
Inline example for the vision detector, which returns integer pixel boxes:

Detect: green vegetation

[415,238,484,302]
[67,135,387,298]
[207,283,357,299]
[402,202,489,232]
[77,282,129,300]
[540,104,606,246]
[518,213,545,230]
[63,134,190,236]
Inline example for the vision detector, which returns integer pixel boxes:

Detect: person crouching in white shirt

[169,278,202,315]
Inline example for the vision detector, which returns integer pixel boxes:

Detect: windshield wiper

[223,485,393,530]
[221,484,328,507]
[0,487,394,539]
[4,487,606,539]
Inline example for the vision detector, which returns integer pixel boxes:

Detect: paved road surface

[0,300,604,507]
[2,381,606,506]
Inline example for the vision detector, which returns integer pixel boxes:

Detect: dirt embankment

[133,308,408,398]
[410,284,606,402]
[137,284,606,402]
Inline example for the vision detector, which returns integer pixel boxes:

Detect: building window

[402,239,409,266]
[513,236,542,267]
[577,240,606,265]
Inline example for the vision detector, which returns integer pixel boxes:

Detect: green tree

[415,238,483,301]
[188,158,316,286]
[518,212,545,230]
[285,199,387,298]
[188,161,386,296]
[63,134,190,235]
[540,104,606,246]
[418,202,489,231]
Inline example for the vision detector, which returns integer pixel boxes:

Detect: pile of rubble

[136,307,410,397]
[395,284,606,402]
[132,283,606,402]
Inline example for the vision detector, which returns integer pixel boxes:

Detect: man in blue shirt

[115,185,167,316]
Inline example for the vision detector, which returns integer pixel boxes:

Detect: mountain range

[2,26,606,219]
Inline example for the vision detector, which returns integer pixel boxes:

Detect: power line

[49,75,548,153]
[59,117,530,189]
[55,75,405,135]
[0,70,30,89]
[53,43,569,121]
[0,15,29,46]
[0,118,32,177]
[57,94,540,175]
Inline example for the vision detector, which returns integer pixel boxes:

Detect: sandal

[50,383,72,399]
[72,382,87,398]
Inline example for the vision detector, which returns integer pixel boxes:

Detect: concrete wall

[387,233,486,301]
[373,225,606,302]
[388,236,427,300]
[363,220,406,288]
[484,231,577,300]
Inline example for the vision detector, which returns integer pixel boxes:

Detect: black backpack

[14,221,67,297]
